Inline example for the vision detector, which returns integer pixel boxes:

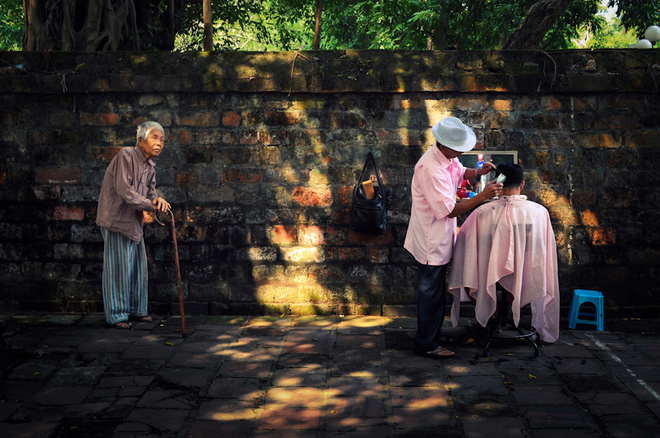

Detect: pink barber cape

[447,195,560,343]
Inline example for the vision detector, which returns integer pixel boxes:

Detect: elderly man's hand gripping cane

[152,196,171,214]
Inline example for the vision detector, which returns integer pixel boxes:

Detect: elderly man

[448,163,560,343]
[404,117,503,359]
[97,121,171,328]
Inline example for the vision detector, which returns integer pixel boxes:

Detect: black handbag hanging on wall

[349,152,388,234]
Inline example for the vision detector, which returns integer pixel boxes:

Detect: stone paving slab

[2,313,660,437]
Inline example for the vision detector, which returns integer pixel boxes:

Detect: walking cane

[154,209,186,338]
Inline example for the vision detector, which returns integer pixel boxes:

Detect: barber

[96,121,171,329]
[404,116,502,359]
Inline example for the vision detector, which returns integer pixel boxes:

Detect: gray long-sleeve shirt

[96,147,156,242]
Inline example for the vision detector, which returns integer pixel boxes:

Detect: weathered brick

[572,189,597,207]
[349,229,393,245]
[590,227,616,246]
[369,248,389,263]
[222,112,241,126]
[280,247,325,263]
[270,225,296,245]
[223,169,263,183]
[0,243,25,261]
[298,225,325,246]
[284,265,311,283]
[289,303,333,315]
[543,193,578,227]
[196,129,235,145]
[605,97,644,111]
[49,112,78,126]
[529,132,571,149]
[171,129,192,145]
[176,169,198,187]
[0,111,18,126]
[326,247,366,261]
[178,112,217,126]
[335,186,353,207]
[35,167,82,184]
[541,97,562,110]
[309,169,328,185]
[137,95,164,106]
[32,185,61,201]
[532,114,561,130]
[255,284,300,303]
[626,131,660,148]
[218,148,252,165]
[80,112,120,126]
[236,247,277,262]
[595,114,639,131]
[252,264,286,283]
[61,186,99,202]
[333,208,352,225]
[49,206,84,221]
[254,146,280,166]
[291,187,333,207]
[240,130,259,145]
[569,75,615,92]
[627,248,660,265]
[603,188,632,208]
[89,146,122,163]
[53,243,84,260]
[460,75,508,93]
[493,99,513,111]
[184,146,216,164]
[581,210,599,227]
[576,133,620,149]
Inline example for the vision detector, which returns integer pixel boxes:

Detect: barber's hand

[481,180,503,200]
[481,162,497,174]
[152,197,171,213]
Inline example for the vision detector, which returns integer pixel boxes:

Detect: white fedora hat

[432,117,476,152]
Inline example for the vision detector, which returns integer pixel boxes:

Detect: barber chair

[469,283,540,358]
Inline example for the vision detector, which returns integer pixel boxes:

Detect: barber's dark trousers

[415,263,448,353]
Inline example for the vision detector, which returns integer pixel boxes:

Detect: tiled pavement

[1,312,660,437]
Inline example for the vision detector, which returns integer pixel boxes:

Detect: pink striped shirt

[404,145,466,265]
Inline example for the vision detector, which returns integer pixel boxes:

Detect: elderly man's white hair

[136,121,164,146]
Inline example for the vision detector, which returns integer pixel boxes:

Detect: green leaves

[4,0,657,52]
[0,0,23,50]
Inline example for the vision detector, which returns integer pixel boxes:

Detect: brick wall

[0,50,658,317]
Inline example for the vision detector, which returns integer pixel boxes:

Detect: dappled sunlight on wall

[3,50,659,313]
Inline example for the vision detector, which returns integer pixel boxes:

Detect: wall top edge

[1,50,658,94]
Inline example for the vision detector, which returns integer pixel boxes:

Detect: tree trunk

[22,0,185,51]
[502,0,572,49]
[313,0,323,50]
[203,0,213,51]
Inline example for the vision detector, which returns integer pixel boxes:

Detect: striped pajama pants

[100,227,149,325]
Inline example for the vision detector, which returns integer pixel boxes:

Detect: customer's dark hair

[496,163,523,187]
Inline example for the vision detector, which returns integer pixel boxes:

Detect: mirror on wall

[457,151,519,197]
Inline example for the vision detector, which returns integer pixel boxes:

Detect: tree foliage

[18,0,265,51]
[0,0,23,50]
[610,0,660,40]
[582,16,638,49]
[234,0,649,51]
[2,0,659,52]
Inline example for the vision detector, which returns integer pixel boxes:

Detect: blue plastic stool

[568,289,604,331]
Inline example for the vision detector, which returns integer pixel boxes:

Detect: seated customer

[447,163,559,343]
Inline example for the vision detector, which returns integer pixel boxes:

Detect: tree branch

[502,0,572,50]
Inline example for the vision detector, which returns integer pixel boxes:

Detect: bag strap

[354,152,386,198]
